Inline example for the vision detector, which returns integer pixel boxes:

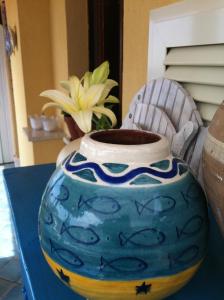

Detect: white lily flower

[40,61,119,133]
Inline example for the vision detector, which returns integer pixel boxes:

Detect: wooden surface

[122,78,207,182]
[3,164,224,300]
[3,164,83,300]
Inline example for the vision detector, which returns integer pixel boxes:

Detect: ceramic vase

[39,129,208,300]
[56,138,82,166]
[203,101,224,237]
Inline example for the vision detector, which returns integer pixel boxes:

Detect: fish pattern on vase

[39,130,208,300]
[39,165,207,280]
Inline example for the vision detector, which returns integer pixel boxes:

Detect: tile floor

[0,165,24,300]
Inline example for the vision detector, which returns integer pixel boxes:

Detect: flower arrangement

[40,61,119,133]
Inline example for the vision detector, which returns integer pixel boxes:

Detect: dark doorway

[88,0,123,126]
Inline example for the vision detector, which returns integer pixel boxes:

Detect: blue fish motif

[46,175,69,202]
[50,239,84,268]
[181,182,203,207]
[168,245,199,269]
[44,211,53,225]
[60,223,100,245]
[99,256,148,273]
[50,184,69,202]
[119,228,166,248]
[78,195,121,215]
[135,196,176,216]
[176,215,204,240]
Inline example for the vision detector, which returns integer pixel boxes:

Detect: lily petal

[91,61,109,85]
[69,76,84,105]
[97,80,118,105]
[40,90,78,113]
[82,71,92,90]
[71,110,93,133]
[80,84,105,109]
[40,90,73,105]
[94,112,102,119]
[42,102,76,116]
[103,95,119,104]
[41,102,63,113]
[60,80,70,92]
[92,106,117,127]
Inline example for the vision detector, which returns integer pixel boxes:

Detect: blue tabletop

[3,164,224,300]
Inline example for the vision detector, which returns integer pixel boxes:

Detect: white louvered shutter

[164,45,224,123]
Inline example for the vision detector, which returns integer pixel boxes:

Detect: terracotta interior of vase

[90,130,161,145]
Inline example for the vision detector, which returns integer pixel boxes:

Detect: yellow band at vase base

[43,250,202,300]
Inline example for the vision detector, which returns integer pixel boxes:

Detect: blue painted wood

[3,164,83,300]
[2,164,224,300]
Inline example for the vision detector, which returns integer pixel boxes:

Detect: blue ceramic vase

[38,130,208,300]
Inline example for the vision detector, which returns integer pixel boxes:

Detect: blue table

[3,164,224,300]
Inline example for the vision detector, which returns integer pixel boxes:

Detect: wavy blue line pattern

[64,153,185,185]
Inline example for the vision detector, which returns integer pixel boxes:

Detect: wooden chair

[122,78,207,184]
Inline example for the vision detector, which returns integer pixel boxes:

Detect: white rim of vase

[79,129,170,164]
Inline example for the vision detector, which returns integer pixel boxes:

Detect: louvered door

[148,0,224,124]
[164,45,224,123]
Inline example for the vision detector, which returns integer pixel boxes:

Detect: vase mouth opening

[90,130,161,145]
[81,130,170,164]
